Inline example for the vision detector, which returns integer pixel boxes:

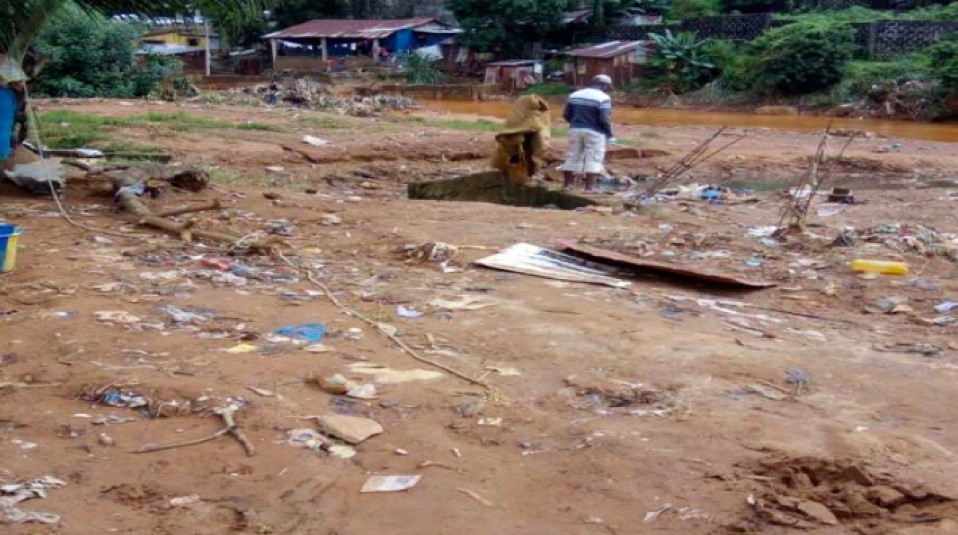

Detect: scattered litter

[320,213,342,226]
[247,386,275,397]
[98,433,115,447]
[12,439,38,451]
[360,475,421,493]
[273,323,327,344]
[934,301,958,313]
[397,305,424,319]
[159,304,211,324]
[645,504,672,523]
[286,428,326,453]
[225,343,259,354]
[816,206,845,218]
[747,226,778,238]
[328,444,357,459]
[344,328,364,341]
[851,259,909,275]
[477,417,503,427]
[305,343,333,353]
[404,242,458,264]
[744,258,764,268]
[485,365,521,376]
[457,487,494,507]
[302,135,329,147]
[318,414,383,444]
[349,362,444,384]
[95,311,142,324]
[785,368,810,385]
[874,343,942,358]
[101,391,149,409]
[91,415,137,425]
[475,243,630,288]
[346,383,378,400]
[428,295,498,311]
[0,476,66,525]
[169,495,200,507]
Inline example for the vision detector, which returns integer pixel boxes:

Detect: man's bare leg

[562,171,576,189]
[584,173,599,193]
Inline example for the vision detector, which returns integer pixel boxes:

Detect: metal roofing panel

[486,59,540,66]
[566,40,644,59]
[265,18,443,40]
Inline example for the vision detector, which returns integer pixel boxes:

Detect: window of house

[188,38,199,47]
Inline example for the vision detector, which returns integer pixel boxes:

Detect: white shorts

[562,128,607,175]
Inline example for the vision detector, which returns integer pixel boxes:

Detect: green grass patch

[299,114,353,129]
[521,83,575,96]
[36,109,289,149]
[237,121,285,131]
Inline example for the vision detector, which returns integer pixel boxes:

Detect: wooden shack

[564,41,649,88]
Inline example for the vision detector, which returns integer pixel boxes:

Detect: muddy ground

[1,99,958,535]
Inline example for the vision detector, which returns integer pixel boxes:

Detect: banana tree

[647,29,714,94]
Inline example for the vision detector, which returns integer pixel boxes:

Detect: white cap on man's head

[592,74,612,87]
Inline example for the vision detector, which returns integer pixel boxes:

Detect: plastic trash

[274,322,327,343]
[934,301,958,313]
[850,259,909,275]
[360,475,421,493]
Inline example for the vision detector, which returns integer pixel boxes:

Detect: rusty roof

[566,41,645,59]
[265,18,442,40]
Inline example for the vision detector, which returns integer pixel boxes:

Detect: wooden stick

[134,407,255,456]
[154,199,221,218]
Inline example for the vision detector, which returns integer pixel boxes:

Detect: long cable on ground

[277,250,499,398]
[22,86,149,239]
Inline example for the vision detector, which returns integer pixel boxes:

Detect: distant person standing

[561,74,614,192]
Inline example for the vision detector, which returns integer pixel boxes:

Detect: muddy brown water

[421,100,958,143]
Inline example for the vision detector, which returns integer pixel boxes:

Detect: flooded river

[421,100,958,143]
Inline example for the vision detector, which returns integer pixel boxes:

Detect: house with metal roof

[563,41,650,87]
[264,18,461,72]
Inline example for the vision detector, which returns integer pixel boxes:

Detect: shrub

[928,36,958,93]
[745,20,855,96]
[403,52,444,85]
[834,57,933,100]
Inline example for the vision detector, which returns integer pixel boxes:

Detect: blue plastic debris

[274,322,327,343]
[785,368,810,384]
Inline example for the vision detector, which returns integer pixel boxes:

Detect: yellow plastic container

[0,223,22,273]
[851,259,909,275]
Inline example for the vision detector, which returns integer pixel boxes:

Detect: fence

[852,20,958,58]
[584,15,956,58]
[587,13,776,42]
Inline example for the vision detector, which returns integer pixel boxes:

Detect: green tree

[271,0,354,30]
[32,7,150,97]
[200,0,273,49]
[745,20,855,95]
[449,0,575,56]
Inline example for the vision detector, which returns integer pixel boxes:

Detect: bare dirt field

[1,99,958,534]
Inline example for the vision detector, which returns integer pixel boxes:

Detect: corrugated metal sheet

[486,59,540,67]
[265,18,441,40]
[566,41,644,59]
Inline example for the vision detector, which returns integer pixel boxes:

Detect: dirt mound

[731,456,956,532]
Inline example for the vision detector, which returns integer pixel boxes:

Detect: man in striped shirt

[561,74,614,193]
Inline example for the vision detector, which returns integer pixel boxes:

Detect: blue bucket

[0,87,15,161]
[0,223,23,273]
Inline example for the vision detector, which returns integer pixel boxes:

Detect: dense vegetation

[31,8,182,98]
[631,6,958,119]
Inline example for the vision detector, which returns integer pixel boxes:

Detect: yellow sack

[491,95,551,183]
